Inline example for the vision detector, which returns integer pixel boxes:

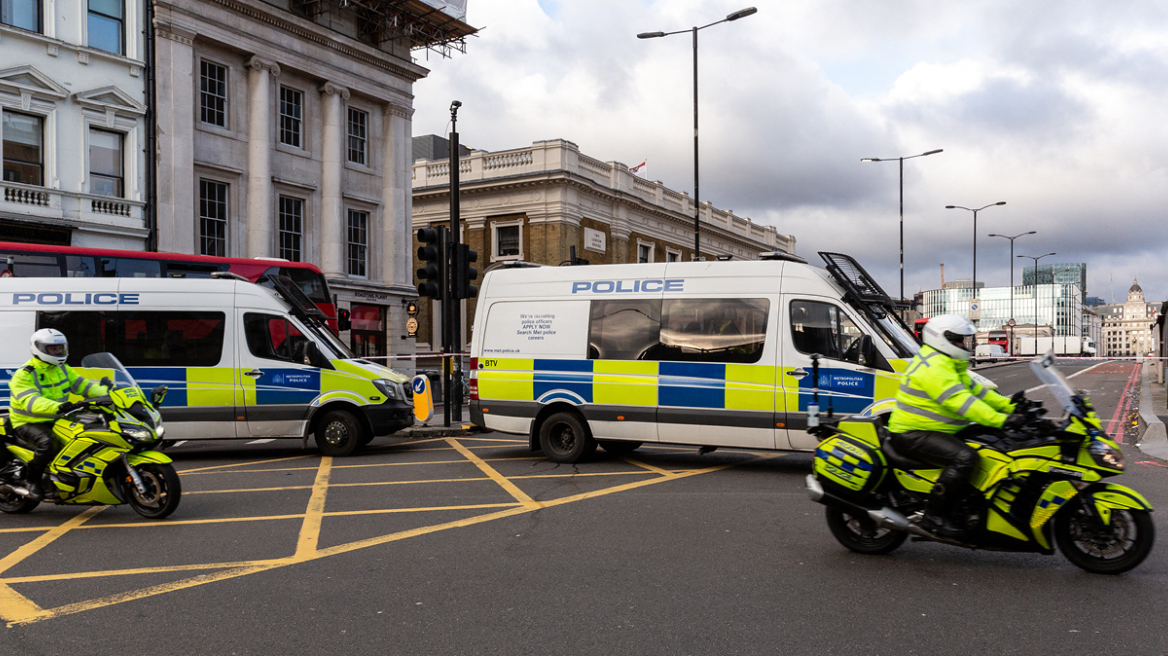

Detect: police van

[469,252,995,462]
[0,275,413,456]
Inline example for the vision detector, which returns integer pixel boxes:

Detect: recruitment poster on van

[482,301,590,357]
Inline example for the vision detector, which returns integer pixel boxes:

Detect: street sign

[412,375,433,423]
[406,317,419,337]
[1007,318,1016,327]
[969,298,981,321]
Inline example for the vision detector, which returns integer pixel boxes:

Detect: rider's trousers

[13,422,55,478]
[890,429,978,493]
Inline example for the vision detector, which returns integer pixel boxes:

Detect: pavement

[1137,360,1168,460]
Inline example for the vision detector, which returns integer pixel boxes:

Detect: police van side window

[37,311,225,366]
[657,298,769,364]
[789,300,862,361]
[587,300,661,360]
[244,313,311,364]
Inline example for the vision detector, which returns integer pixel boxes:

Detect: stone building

[1099,280,1159,357]
[410,136,796,352]
[153,0,473,358]
[0,0,148,246]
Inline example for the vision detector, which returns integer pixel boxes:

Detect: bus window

[0,253,62,277]
[273,266,330,303]
[65,255,99,277]
[164,262,227,278]
[100,257,161,278]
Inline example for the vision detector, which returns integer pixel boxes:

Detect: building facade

[921,282,1084,338]
[1,0,148,246]
[1023,263,1087,301]
[1098,280,1159,357]
[411,137,796,351]
[153,0,472,358]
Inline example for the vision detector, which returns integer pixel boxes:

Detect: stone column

[319,82,349,278]
[382,102,413,287]
[246,56,279,258]
[154,25,196,254]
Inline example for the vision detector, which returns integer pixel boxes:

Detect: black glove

[57,401,83,414]
[1003,413,1027,430]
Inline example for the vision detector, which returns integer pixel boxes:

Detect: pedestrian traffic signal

[417,227,445,300]
[455,244,478,299]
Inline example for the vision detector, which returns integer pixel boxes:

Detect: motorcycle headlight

[1088,439,1124,470]
[123,427,153,443]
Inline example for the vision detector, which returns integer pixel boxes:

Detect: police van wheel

[315,410,367,457]
[598,440,642,456]
[539,412,596,463]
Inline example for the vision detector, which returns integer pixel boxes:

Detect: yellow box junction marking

[0,441,782,626]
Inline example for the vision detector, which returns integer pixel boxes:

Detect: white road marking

[247,439,277,445]
[171,441,187,448]
[1024,360,1111,394]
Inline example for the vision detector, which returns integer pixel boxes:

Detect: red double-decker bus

[0,242,338,332]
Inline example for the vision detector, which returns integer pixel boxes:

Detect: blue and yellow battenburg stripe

[476,358,907,414]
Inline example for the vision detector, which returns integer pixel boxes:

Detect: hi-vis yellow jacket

[887,345,1015,434]
[7,358,109,428]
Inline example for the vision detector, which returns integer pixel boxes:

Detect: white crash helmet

[922,314,976,361]
[31,328,68,366]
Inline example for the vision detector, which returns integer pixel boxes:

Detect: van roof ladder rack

[818,251,914,333]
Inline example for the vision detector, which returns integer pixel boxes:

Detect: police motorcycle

[804,353,1154,574]
[0,353,181,519]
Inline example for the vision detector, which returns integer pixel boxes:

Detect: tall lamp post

[1018,252,1057,354]
[860,149,943,311]
[638,7,758,261]
[945,202,1006,294]
[988,230,1036,354]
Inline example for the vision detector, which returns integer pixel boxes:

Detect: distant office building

[1085,296,1106,307]
[921,282,1083,338]
[1098,280,1159,357]
[943,279,984,290]
[413,134,471,163]
[1024,263,1087,301]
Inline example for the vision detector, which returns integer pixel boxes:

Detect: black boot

[22,465,45,502]
[920,483,964,538]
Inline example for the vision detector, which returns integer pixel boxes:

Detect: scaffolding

[299,0,476,57]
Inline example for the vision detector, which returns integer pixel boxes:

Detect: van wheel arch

[530,403,588,451]
[307,401,374,444]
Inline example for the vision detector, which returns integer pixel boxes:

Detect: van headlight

[373,379,404,401]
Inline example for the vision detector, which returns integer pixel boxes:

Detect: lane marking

[181,455,546,477]
[171,441,187,448]
[294,456,333,559]
[1135,461,1168,469]
[177,454,315,474]
[246,439,277,445]
[1105,364,1141,441]
[0,506,105,623]
[621,457,672,476]
[447,438,538,508]
[1022,360,1113,394]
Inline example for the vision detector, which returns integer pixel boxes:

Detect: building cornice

[414,170,778,253]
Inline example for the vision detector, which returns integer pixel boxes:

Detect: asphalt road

[1,360,1165,655]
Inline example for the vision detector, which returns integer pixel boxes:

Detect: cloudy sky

[412,0,1168,305]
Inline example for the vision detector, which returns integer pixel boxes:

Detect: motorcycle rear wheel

[0,486,39,514]
[128,463,182,519]
[825,507,907,555]
[1055,504,1154,575]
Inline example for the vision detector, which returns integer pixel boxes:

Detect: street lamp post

[638,7,757,261]
[1018,252,1057,354]
[860,149,943,311]
[988,231,1036,354]
[945,202,1006,295]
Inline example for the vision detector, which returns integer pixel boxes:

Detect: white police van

[468,252,996,462]
[0,275,413,455]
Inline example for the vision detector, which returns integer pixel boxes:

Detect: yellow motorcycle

[0,352,180,519]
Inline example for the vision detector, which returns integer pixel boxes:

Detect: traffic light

[417,227,445,300]
[455,243,478,299]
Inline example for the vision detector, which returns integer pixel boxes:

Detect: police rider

[6,329,109,500]
[887,315,1025,537]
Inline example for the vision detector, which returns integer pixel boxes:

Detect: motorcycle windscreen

[1028,354,1077,416]
[79,352,137,389]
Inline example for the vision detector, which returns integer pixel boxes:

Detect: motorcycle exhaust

[805,475,882,517]
[805,474,825,502]
[867,507,911,531]
[0,483,31,498]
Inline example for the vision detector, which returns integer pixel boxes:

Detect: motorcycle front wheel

[128,463,182,519]
[825,507,907,555]
[1055,503,1155,575]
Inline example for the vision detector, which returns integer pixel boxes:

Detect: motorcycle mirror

[151,385,168,406]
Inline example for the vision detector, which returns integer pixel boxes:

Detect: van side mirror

[860,335,879,367]
[303,340,320,366]
[151,385,168,406]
